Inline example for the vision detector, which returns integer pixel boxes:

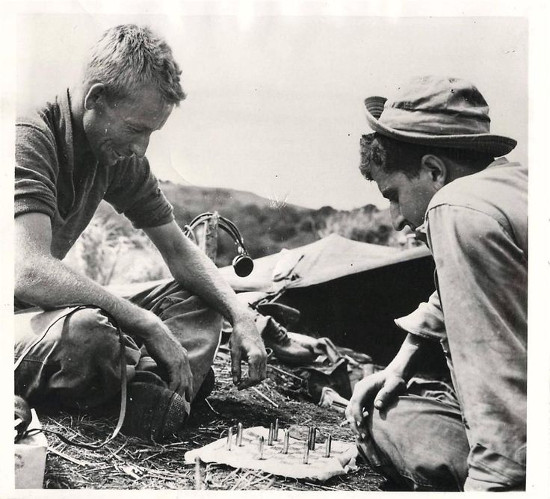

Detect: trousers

[357,379,470,491]
[356,377,526,492]
[14,280,223,410]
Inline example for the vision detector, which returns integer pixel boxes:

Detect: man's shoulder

[16,92,66,136]
[16,91,74,165]
[428,159,526,212]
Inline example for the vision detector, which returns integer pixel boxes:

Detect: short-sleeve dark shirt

[15,89,174,260]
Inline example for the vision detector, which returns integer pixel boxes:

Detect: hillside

[64,182,403,286]
[160,182,305,212]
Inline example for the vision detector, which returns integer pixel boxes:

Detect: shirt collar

[413,156,510,246]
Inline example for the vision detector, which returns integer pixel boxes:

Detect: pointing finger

[231,347,242,385]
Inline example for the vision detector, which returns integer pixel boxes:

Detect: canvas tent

[219,233,430,292]
[220,234,443,370]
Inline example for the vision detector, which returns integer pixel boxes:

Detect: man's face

[370,163,438,232]
[84,84,173,166]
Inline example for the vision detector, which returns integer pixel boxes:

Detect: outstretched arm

[144,221,267,389]
[15,212,194,399]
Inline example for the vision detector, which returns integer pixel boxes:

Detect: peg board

[184,426,357,481]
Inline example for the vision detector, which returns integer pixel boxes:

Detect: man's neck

[443,158,492,185]
[69,85,94,164]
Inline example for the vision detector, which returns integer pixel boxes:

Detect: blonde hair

[83,24,186,105]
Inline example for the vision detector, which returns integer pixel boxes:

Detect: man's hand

[229,312,267,389]
[143,223,267,390]
[345,369,407,437]
[345,333,426,437]
[137,311,194,400]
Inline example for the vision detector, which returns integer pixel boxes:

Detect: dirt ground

[38,349,387,490]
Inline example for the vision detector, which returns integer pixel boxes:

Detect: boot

[122,382,190,442]
[260,316,318,365]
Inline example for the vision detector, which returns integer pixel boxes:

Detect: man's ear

[83,83,107,111]
[420,154,448,188]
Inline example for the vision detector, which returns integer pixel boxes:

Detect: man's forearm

[173,248,251,324]
[385,332,429,381]
[16,252,157,339]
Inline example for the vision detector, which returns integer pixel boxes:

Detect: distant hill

[160,181,307,212]
[68,182,403,286]
[160,181,402,261]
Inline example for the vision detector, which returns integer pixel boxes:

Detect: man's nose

[390,203,407,231]
[130,135,150,158]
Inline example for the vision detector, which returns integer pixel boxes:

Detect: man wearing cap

[345,75,526,491]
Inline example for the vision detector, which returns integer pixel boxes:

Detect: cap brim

[364,96,517,157]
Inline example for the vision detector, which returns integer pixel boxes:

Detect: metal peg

[194,456,202,490]
[282,429,290,454]
[302,440,310,464]
[309,427,317,450]
[324,434,332,458]
[226,426,233,451]
[274,418,279,441]
[258,436,265,460]
[268,423,274,446]
[236,422,243,446]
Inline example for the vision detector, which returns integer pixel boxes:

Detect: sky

[15,5,528,210]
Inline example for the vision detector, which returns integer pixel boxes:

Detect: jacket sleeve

[15,121,59,220]
[394,290,446,342]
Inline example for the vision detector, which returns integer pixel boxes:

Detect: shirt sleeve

[394,290,445,341]
[104,156,174,229]
[15,121,59,219]
[426,204,527,490]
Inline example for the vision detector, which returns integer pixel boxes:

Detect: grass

[38,351,386,490]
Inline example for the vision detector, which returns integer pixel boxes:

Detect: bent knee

[16,307,136,409]
[62,307,122,354]
[370,395,468,455]
[368,396,469,490]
